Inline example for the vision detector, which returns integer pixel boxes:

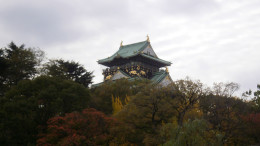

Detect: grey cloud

[0,3,86,46]
[0,0,133,47]
[0,0,260,96]
[155,0,220,16]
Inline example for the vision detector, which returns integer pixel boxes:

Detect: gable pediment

[159,74,173,87]
[110,70,130,80]
[142,44,158,58]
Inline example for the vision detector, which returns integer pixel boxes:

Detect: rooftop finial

[120,41,123,47]
[146,35,150,42]
[166,67,169,73]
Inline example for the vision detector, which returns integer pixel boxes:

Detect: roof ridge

[121,40,147,48]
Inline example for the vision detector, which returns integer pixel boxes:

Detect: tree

[112,84,176,145]
[170,77,205,126]
[212,82,239,97]
[0,42,44,95]
[112,95,130,115]
[244,84,260,112]
[90,78,139,114]
[37,108,116,146]
[243,113,260,144]
[160,119,223,146]
[110,78,206,145]
[0,49,8,75]
[0,49,8,95]
[43,59,93,87]
[242,84,260,144]
[0,76,90,145]
[200,94,250,145]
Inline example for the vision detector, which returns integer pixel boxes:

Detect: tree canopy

[43,59,93,88]
[0,76,90,145]
[37,108,116,146]
[0,41,259,146]
[0,42,44,95]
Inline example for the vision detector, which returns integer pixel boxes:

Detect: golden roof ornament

[120,41,123,47]
[105,75,112,80]
[146,35,150,42]
[166,67,169,73]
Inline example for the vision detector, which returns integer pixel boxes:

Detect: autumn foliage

[112,95,130,115]
[243,113,260,143]
[1,42,260,145]
[37,108,116,146]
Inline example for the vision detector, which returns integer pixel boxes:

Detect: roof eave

[140,54,172,66]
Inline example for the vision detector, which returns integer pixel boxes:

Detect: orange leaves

[37,108,116,146]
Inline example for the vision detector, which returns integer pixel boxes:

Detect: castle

[95,36,173,86]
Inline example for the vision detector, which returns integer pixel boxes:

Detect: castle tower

[96,37,173,86]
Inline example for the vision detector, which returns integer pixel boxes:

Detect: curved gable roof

[98,40,171,67]
[98,41,148,64]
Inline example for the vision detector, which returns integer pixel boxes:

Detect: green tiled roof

[98,41,148,63]
[140,53,171,65]
[97,40,171,66]
[150,70,169,84]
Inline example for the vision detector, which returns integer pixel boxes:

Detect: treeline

[0,42,259,146]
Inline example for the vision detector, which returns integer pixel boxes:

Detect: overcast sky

[1,0,260,96]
